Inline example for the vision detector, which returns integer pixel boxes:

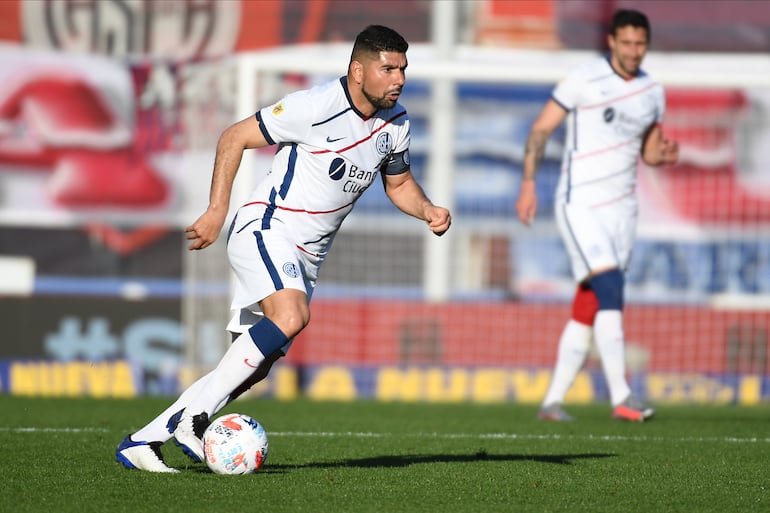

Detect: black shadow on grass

[253,451,616,473]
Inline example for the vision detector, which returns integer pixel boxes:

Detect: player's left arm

[383,170,451,236]
[641,122,679,166]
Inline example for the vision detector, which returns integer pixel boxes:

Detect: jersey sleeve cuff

[255,111,276,145]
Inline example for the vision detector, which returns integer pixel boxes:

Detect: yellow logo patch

[272,102,284,115]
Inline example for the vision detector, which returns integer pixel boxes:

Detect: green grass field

[1,395,768,513]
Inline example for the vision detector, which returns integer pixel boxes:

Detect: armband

[381,150,410,175]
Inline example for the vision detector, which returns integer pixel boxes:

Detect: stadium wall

[1,298,767,405]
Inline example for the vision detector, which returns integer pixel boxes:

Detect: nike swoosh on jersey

[326,136,345,142]
[244,358,260,368]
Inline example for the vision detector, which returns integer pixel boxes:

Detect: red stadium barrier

[287,300,770,375]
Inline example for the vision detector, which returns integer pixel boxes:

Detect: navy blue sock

[248,317,289,356]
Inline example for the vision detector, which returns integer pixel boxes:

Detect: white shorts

[555,199,637,282]
[225,218,318,347]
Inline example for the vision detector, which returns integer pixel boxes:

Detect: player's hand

[516,180,538,226]
[184,208,227,250]
[425,205,451,236]
[660,138,679,165]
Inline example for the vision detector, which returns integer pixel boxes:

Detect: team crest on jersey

[282,262,299,278]
[272,102,285,116]
[376,132,392,155]
[603,107,615,123]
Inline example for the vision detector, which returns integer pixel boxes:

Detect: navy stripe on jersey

[304,229,335,246]
[280,144,298,198]
[254,231,284,290]
[262,188,277,229]
[227,212,238,243]
[565,108,578,202]
[552,90,574,202]
[570,108,578,150]
[312,107,352,127]
[566,152,573,203]
[235,217,259,235]
[258,143,298,229]
[255,111,276,145]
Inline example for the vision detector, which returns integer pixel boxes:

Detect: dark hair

[610,9,651,41]
[351,25,408,62]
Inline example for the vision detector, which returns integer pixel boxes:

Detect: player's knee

[588,269,624,310]
[260,290,310,337]
[270,307,310,338]
[572,282,599,325]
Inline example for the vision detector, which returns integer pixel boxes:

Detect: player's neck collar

[340,76,375,120]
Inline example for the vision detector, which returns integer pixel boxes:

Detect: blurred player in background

[515,9,678,422]
[117,24,451,472]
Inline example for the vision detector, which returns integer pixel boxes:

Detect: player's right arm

[185,115,270,250]
[641,123,679,167]
[516,99,566,226]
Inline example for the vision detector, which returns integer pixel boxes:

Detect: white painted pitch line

[0,427,109,433]
[270,431,770,444]
[2,428,769,444]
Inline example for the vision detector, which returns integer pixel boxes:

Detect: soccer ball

[202,413,269,475]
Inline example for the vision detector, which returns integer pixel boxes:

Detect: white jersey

[235,76,410,262]
[552,56,665,208]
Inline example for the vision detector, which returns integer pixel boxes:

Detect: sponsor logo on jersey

[603,107,615,123]
[328,157,346,180]
[328,156,377,194]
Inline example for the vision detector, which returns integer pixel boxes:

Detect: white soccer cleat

[537,403,576,422]
[171,411,209,463]
[116,435,179,473]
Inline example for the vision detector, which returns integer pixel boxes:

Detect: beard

[617,56,641,77]
[362,86,398,111]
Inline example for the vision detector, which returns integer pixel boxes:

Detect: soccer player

[515,9,678,422]
[117,25,451,472]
